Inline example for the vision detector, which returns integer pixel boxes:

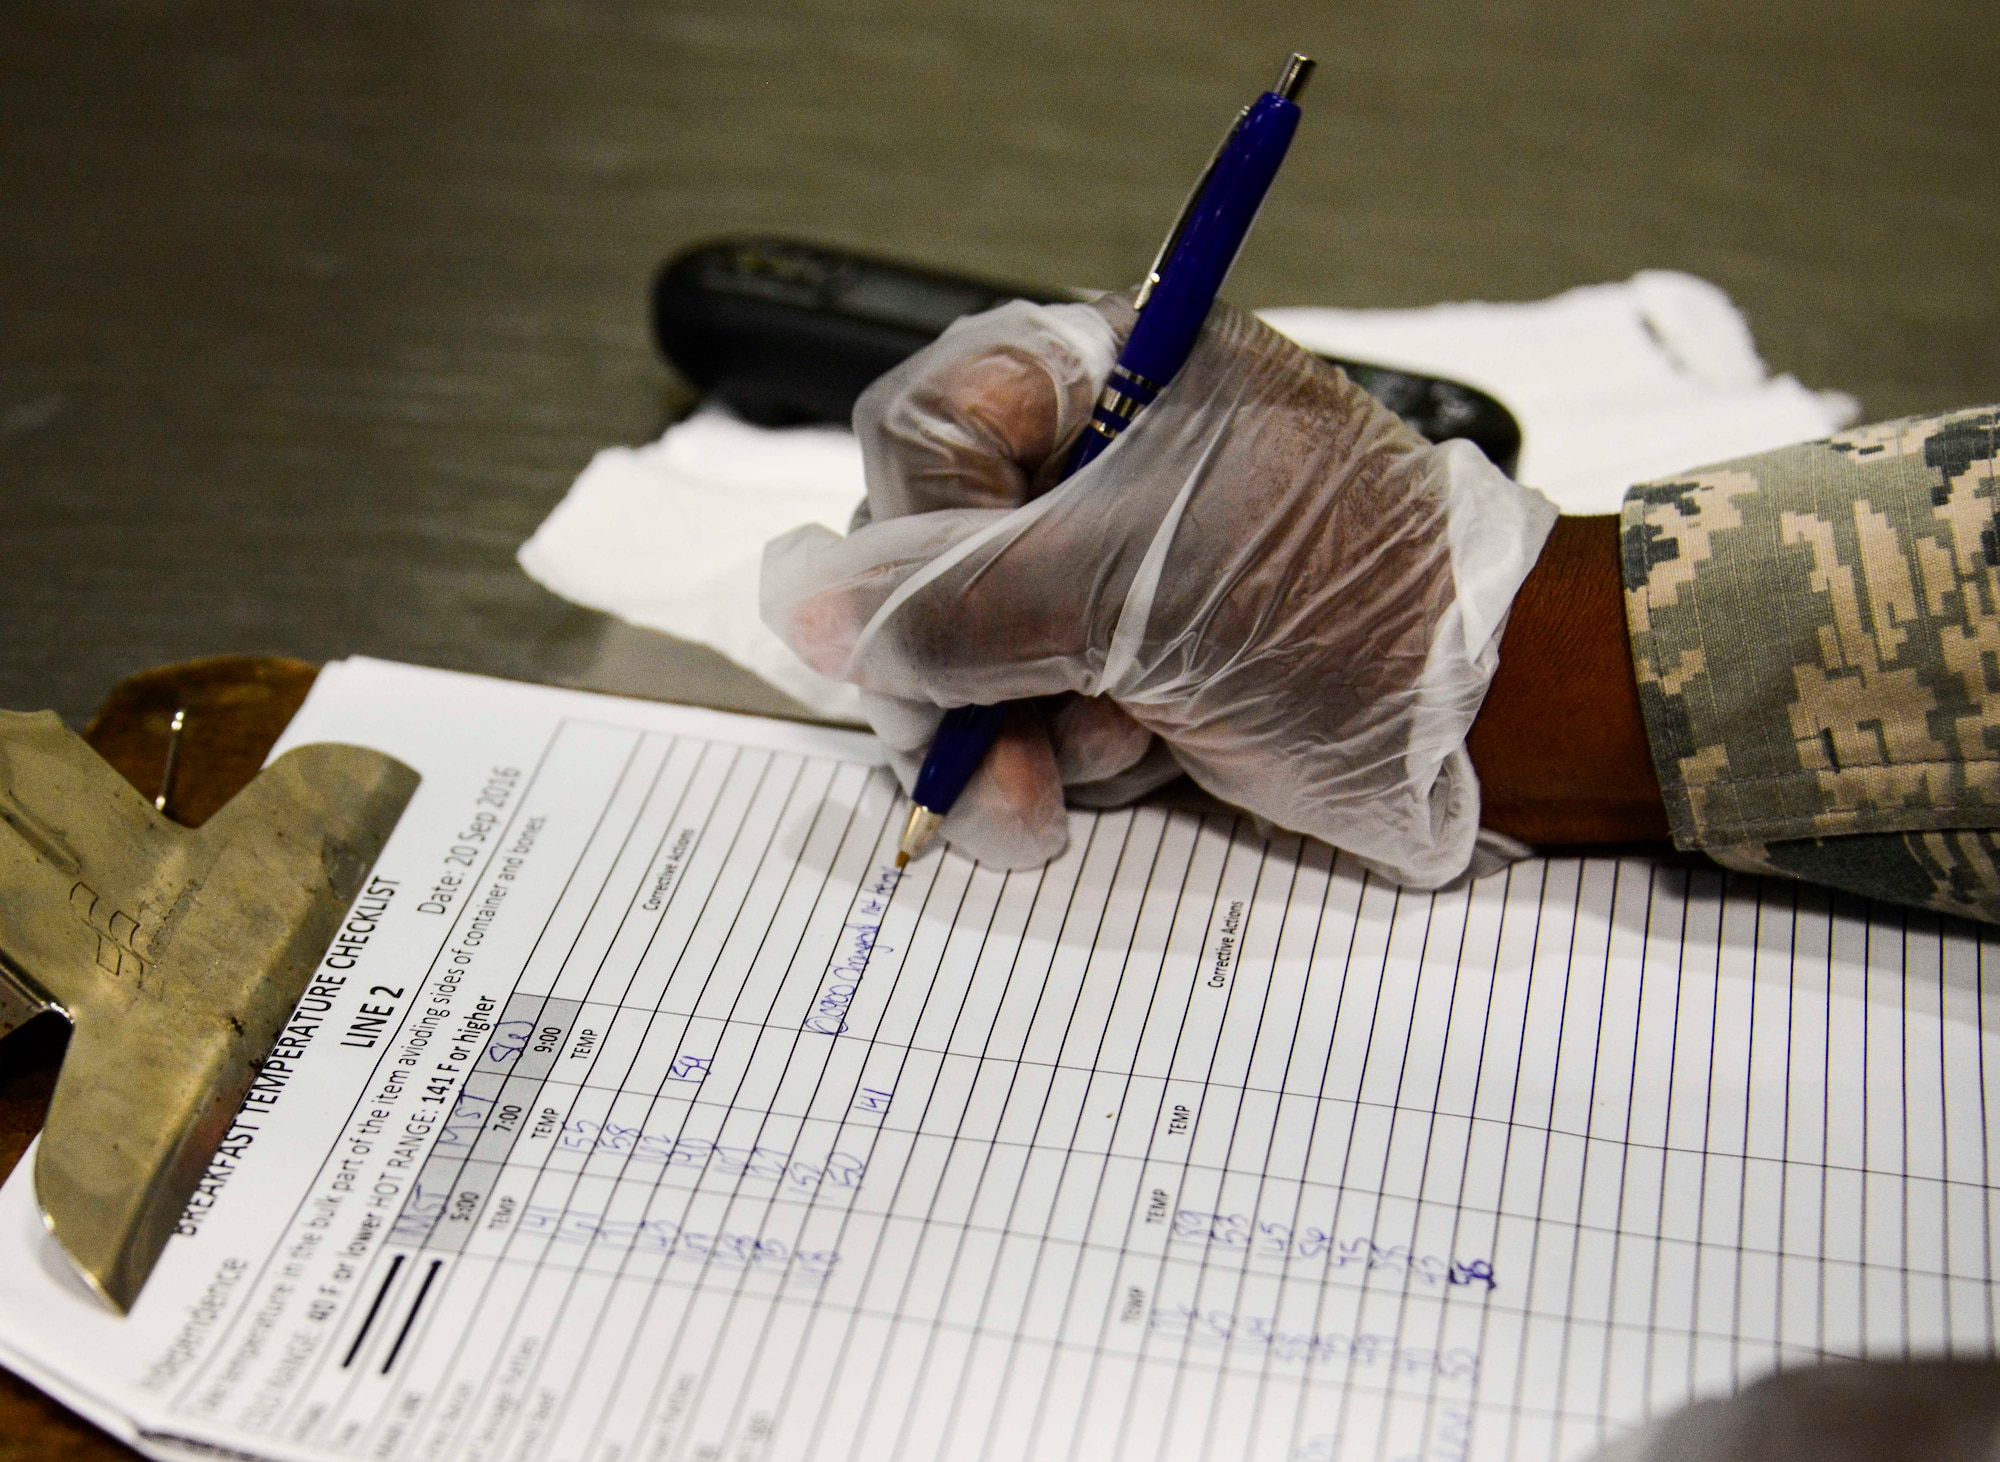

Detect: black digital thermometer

[650,236,1523,477]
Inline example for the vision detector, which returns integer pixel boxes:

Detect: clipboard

[0,656,330,1460]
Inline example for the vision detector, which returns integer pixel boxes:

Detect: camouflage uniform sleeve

[1621,408,2000,924]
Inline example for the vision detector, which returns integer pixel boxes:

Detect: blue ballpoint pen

[894,52,1316,867]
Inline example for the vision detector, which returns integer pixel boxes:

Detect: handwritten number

[821,1153,867,1188]
[1169,1215,1495,1288]
[1449,1259,1497,1291]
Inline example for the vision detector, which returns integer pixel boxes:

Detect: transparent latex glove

[761,296,1558,884]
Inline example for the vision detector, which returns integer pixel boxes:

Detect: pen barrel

[1068,89,1302,475]
[911,82,1305,838]
[909,702,1012,814]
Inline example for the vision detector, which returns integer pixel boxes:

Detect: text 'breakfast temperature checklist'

[0,658,1995,1462]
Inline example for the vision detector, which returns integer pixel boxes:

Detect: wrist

[1466,514,1670,846]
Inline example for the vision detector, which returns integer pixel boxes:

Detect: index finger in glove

[859,691,1070,870]
[762,482,1129,709]
[856,296,1134,520]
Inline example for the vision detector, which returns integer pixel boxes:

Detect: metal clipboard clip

[0,710,416,1311]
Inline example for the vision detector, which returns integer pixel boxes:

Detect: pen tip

[896,803,945,868]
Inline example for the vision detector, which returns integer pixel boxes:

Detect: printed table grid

[144,673,2000,1462]
[479,1057,2000,1187]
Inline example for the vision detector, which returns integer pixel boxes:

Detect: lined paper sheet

[0,658,1993,1462]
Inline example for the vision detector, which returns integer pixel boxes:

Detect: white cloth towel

[1261,270,1857,507]
[518,270,1858,723]
[519,411,869,719]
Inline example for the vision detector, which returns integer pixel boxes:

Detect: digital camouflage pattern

[1622,407,2000,924]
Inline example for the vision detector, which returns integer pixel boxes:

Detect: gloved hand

[761,295,1557,886]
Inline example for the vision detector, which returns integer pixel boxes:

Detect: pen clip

[1133,104,1249,312]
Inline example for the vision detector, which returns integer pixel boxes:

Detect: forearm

[1466,514,1670,845]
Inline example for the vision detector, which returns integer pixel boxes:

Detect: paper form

[0,657,1994,1462]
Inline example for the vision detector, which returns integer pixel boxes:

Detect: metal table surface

[3,0,1997,730]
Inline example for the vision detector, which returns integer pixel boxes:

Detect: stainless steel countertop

[3,0,1995,724]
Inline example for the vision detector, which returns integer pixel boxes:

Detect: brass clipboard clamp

[0,709,416,1312]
